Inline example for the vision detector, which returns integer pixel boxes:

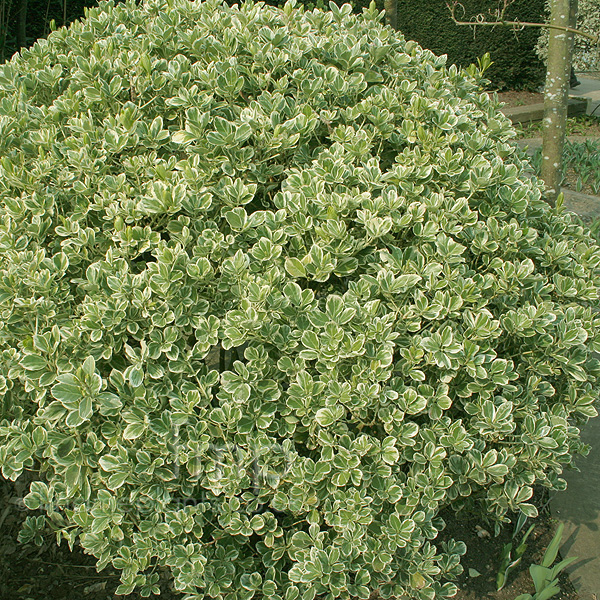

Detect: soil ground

[447,499,578,600]
[497,90,545,107]
[514,116,600,139]
[501,86,600,198]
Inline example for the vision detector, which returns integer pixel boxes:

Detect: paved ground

[570,76,600,115]
[552,418,600,600]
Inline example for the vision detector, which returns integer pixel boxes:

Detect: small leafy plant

[0,0,599,599]
[530,138,600,196]
[497,512,536,591]
[514,523,576,600]
[563,139,600,196]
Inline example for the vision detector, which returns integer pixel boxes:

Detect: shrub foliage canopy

[0,0,599,598]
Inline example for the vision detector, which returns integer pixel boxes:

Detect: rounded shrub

[1,0,599,598]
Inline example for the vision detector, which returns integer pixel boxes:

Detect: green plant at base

[529,137,600,196]
[496,511,536,591]
[0,0,599,599]
[562,139,600,194]
[514,523,576,600]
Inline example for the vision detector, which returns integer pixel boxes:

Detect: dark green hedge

[395,0,547,91]
[1,0,103,61]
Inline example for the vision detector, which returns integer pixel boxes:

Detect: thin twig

[446,1,600,45]
[43,0,51,36]
[31,559,100,568]
[0,503,11,531]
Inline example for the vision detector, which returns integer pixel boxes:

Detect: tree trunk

[541,0,576,206]
[384,0,397,30]
[16,0,27,50]
[569,0,578,80]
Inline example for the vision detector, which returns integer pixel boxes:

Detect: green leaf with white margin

[123,422,147,440]
[315,406,344,427]
[285,257,306,278]
[21,355,48,371]
[519,503,538,518]
[81,356,96,376]
[52,374,82,405]
[128,367,144,388]
[381,437,400,464]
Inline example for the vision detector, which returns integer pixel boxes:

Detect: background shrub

[395,0,547,91]
[536,0,600,73]
[0,0,599,599]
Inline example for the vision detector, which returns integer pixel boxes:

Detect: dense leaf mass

[1,0,599,598]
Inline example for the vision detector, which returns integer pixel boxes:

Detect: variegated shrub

[0,0,599,599]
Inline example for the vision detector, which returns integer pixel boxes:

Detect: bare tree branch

[446,0,600,45]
